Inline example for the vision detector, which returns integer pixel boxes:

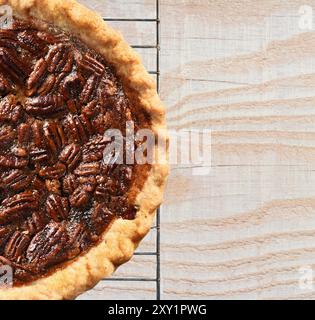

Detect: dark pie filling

[0,18,150,284]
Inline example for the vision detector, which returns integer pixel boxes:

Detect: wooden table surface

[77,0,315,300]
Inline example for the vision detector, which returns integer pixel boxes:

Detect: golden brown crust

[0,0,168,300]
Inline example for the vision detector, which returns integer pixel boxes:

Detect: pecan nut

[59,143,81,172]
[0,47,30,83]
[26,221,67,264]
[64,114,93,143]
[17,30,47,54]
[39,163,66,179]
[62,174,78,195]
[30,149,49,164]
[46,194,69,222]
[17,123,31,146]
[25,94,65,117]
[60,72,84,99]
[78,53,105,77]
[31,120,44,148]
[5,231,30,262]
[90,204,113,234]
[0,191,40,223]
[26,58,48,95]
[82,136,108,162]
[0,126,16,146]
[1,169,32,192]
[0,95,22,124]
[0,29,19,50]
[46,44,73,74]
[0,155,28,169]
[23,211,48,236]
[69,186,92,208]
[80,75,99,104]
[43,121,66,157]
[74,162,100,176]
[65,223,87,259]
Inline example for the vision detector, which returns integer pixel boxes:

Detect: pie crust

[0,0,168,300]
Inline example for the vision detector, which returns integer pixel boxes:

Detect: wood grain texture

[78,0,315,300]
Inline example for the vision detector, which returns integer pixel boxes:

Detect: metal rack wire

[102,0,161,300]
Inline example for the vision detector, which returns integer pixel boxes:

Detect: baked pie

[0,0,168,299]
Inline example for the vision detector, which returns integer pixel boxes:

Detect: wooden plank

[108,21,157,46]
[161,0,315,300]
[79,0,156,19]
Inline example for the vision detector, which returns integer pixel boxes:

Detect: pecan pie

[0,0,168,299]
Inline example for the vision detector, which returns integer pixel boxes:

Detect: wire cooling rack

[101,0,161,300]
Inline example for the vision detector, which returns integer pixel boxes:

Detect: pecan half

[17,30,47,54]
[90,204,113,234]
[17,123,31,146]
[81,100,98,118]
[60,72,84,99]
[1,170,32,192]
[38,163,66,179]
[66,223,87,259]
[59,144,81,172]
[25,94,65,117]
[30,149,49,164]
[64,114,93,143]
[46,194,69,222]
[26,221,67,265]
[0,191,40,224]
[0,30,19,50]
[31,120,44,148]
[37,74,56,96]
[46,44,73,74]
[0,49,29,82]
[23,211,48,236]
[26,58,48,95]
[0,47,30,83]
[0,95,22,124]
[5,231,30,262]
[69,185,93,209]
[0,126,16,146]
[83,136,108,162]
[80,75,99,104]
[43,121,66,157]
[0,155,28,169]
[74,162,100,176]
[2,190,39,208]
[78,53,105,77]
[62,174,78,195]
